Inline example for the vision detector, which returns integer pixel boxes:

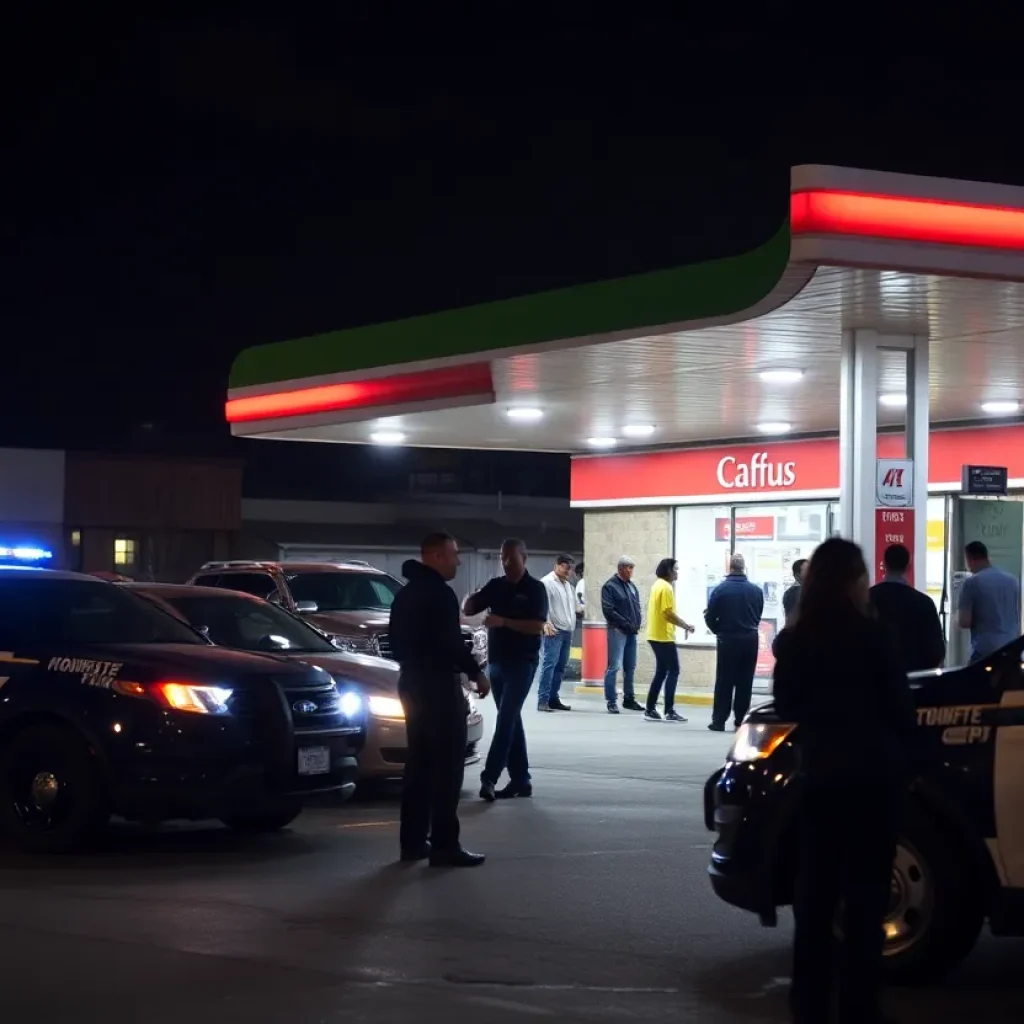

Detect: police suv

[705,634,1024,980]
[0,568,366,852]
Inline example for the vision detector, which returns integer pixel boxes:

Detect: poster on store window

[756,619,777,678]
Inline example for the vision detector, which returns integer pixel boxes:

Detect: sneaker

[665,709,688,723]
[548,699,572,711]
[495,782,533,799]
[607,702,620,714]
[643,708,662,722]
[537,704,555,712]
[622,698,645,711]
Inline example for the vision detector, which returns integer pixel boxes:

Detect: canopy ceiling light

[759,368,805,384]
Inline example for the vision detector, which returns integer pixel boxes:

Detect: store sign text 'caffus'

[716,452,797,490]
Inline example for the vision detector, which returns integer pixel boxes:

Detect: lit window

[113,538,136,566]
[71,531,81,547]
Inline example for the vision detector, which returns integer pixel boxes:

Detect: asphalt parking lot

[1,695,1022,1023]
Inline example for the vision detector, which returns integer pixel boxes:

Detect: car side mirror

[295,600,318,614]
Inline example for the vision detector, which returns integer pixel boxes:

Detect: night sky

[6,11,1022,497]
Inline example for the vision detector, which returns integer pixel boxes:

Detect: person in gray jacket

[705,553,764,731]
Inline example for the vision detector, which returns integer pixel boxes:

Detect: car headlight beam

[367,695,405,719]
[728,722,795,763]
[339,691,363,718]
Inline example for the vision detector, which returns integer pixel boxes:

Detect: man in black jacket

[389,533,490,867]
[869,543,945,672]
[782,558,808,626]
[705,553,764,731]
[601,556,644,713]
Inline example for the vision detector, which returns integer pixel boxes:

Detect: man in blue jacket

[601,555,644,713]
[705,553,764,732]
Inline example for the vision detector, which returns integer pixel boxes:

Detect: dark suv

[188,560,488,672]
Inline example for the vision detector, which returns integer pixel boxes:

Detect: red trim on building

[570,426,1024,505]
[225,363,495,424]
[791,190,1024,251]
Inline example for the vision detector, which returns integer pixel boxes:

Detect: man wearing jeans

[464,539,548,801]
[537,554,578,712]
[601,555,644,714]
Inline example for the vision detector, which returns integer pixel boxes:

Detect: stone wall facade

[582,506,721,693]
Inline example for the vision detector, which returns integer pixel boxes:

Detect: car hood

[305,610,389,636]
[285,650,399,697]
[53,643,328,686]
[308,610,483,636]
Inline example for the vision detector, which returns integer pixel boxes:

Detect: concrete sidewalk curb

[573,684,714,707]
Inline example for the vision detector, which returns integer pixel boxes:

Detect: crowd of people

[388,529,1021,1022]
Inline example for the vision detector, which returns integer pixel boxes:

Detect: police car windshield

[0,579,205,647]
[157,593,335,654]
[286,571,401,612]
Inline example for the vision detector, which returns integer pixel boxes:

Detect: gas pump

[946,488,1023,667]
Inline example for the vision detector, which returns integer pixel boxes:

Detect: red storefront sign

[714,516,776,541]
[570,425,1024,505]
[874,508,915,585]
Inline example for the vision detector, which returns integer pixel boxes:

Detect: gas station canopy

[226,166,1024,452]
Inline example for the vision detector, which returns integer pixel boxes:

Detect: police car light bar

[0,545,54,562]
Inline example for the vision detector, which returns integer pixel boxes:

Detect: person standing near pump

[644,557,695,722]
[782,558,807,627]
[464,539,548,801]
[536,554,576,712]
[772,538,916,1024]
[870,543,945,672]
[601,556,644,714]
[958,540,1022,662]
[705,553,764,732]
[388,532,490,868]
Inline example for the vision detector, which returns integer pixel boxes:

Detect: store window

[674,502,829,679]
[113,538,136,568]
[673,506,731,647]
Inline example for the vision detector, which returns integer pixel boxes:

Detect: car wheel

[220,797,303,833]
[0,722,109,853]
[878,805,984,983]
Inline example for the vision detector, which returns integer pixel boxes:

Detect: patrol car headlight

[339,691,363,718]
[728,722,795,763]
[367,695,404,719]
[114,679,234,715]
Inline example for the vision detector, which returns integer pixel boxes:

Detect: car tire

[220,797,303,833]
[0,722,109,853]
[880,803,984,983]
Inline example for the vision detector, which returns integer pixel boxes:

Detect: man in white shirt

[537,554,578,712]
[574,561,585,614]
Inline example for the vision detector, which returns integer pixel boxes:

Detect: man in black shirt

[463,539,548,801]
[389,533,491,868]
[782,558,808,626]
[869,543,945,672]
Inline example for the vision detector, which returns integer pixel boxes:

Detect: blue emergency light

[0,544,54,564]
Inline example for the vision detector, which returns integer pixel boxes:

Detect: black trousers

[647,640,680,711]
[791,785,902,1024]
[398,677,468,852]
[712,633,758,727]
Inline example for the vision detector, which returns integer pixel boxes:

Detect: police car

[0,567,366,852]
[705,634,1024,981]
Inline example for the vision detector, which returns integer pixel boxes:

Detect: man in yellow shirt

[645,558,695,722]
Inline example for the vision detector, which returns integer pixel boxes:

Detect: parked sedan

[122,583,485,782]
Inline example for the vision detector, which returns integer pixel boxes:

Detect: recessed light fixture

[756,422,792,435]
[981,400,1020,415]
[370,430,406,445]
[879,393,907,407]
[622,423,656,438]
[587,436,617,448]
[506,407,544,422]
[759,368,805,384]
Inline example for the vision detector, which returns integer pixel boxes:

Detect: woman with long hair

[773,538,916,1024]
